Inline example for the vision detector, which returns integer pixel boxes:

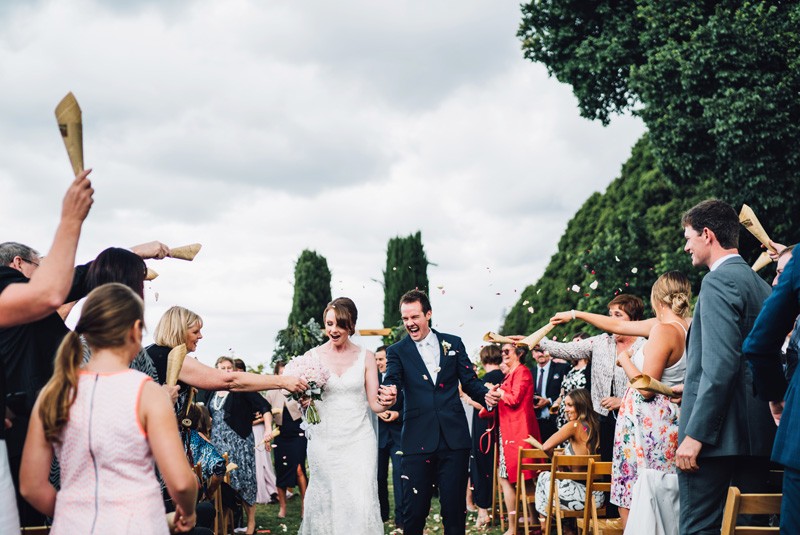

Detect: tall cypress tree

[287,249,332,326]
[383,231,429,329]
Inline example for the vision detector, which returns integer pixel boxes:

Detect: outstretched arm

[0,170,94,327]
[19,397,56,516]
[179,357,307,394]
[365,351,389,413]
[550,310,657,338]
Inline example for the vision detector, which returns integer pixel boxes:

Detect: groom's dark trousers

[402,436,470,535]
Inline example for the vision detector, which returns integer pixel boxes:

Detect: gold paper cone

[165,344,188,386]
[145,267,159,281]
[482,332,519,345]
[169,243,202,261]
[629,374,675,397]
[519,323,555,349]
[739,204,776,252]
[54,92,84,176]
[751,251,773,272]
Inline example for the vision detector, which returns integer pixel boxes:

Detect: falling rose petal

[536,289,541,294]
[527,306,534,313]
[584,293,590,297]
[422,375,428,381]
[589,280,599,290]
[625,282,630,287]
[439,383,444,388]
[631,267,639,274]
[615,256,621,262]
[413,488,418,494]
[396,451,404,456]
[401,474,409,479]
[523,300,530,306]
[436,285,444,289]
[392,267,397,271]
[495,292,501,295]
[434,367,441,373]
[591,270,596,275]
[571,284,581,293]
[154,291,159,301]
[469,305,474,310]
[458,323,464,327]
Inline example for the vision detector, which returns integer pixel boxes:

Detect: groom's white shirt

[416,330,440,383]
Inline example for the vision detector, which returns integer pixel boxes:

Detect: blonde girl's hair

[39,283,144,444]
[650,271,692,319]
[153,305,203,348]
[567,388,600,454]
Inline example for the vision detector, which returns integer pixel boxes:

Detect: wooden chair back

[514,448,552,535]
[575,460,622,535]
[543,454,599,535]
[491,444,506,530]
[720,486,781,535]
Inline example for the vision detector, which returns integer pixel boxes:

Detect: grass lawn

[252,466,513,534]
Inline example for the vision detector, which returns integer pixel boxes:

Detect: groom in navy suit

[384,290,491,535]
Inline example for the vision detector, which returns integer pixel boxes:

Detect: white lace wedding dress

[298,346,383,535]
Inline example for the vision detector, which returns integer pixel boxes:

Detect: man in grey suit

[676,199,775,534]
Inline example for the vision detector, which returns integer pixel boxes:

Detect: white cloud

[0,0,645,367]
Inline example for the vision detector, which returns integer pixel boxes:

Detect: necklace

[212,392,228,411]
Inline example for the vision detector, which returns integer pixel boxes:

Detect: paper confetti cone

[145,267,159,281]
[739,204,776,252]
[169,243,202,261]
[751,251,773,272]
[54,93,84,176]
[519,322,555,349]
[629,374,675,397]
[482,332,519,345]
[165,344,188,386]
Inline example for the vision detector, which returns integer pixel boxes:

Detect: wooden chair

[211,452,239,535]
[491,444,506,530]
[576,460,622,535]
[514,448,552,535]
[720,486,781,535]
[543,454,599,535]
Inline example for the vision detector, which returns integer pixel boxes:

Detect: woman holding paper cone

[146,306,307,420]
[551,271,691,528]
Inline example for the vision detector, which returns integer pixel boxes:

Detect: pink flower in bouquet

[283,353,330,424]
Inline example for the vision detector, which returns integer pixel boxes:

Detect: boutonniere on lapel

[441,340,453,355]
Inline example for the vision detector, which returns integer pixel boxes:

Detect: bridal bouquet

[283,353,330,425]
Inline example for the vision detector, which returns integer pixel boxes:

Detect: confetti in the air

[615,256,621,262]
[527,307,534,313]
[154,291,159,301]
[571,284,581,293]
[536,289,541,294]
[631,267,639,274]
[523,300,529,306]
[589,280,599,290]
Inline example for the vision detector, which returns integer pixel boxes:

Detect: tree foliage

[503,135,718,338]
[519,1,800,241]
[382,231,430,330]
[273,318,326,365]
[287,249,332,326]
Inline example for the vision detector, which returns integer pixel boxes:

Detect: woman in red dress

[481,342,540,534]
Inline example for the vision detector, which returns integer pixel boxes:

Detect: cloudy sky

[0,0,645,367]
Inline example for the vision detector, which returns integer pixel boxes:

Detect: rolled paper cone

[54,92,84,176]
[145,267,159,281]
[165,344,188,386]
[629,374,675,397]
[226,462,238,473]
[519,323,555,349]
[738,204,776,252]
[752,251,773,272]
[169,243,202,261]
[270,428,281,439]
[482,332,519,345]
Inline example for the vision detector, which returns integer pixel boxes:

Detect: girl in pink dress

[20,283,198,534]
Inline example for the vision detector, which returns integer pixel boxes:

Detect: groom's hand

[485,384,501,407]
[378,384,397,407]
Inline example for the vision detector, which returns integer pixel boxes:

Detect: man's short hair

[0,242,39,266]
[399,289,431,314]
[375,345,387,353]
[681,199,740,250]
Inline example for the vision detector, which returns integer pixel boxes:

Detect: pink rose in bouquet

[283,353,330,424]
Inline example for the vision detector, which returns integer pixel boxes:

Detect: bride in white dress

[298,297,395,535]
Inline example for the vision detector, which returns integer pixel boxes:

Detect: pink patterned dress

[52,370,168,535]
[610,338,685,508]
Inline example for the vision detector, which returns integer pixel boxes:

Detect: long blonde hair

[153,305,202,348]
[650,271,692,319]
[39,283,144,444]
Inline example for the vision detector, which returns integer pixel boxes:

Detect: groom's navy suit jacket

[384,330,488,454]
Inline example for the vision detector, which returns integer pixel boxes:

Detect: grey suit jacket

[679,256,775,458]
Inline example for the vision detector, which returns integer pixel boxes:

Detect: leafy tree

[503,135,712,339]
[519,1,800,241]
[383,231,430,330]
[287,250,332,326]
[273,318,326,365]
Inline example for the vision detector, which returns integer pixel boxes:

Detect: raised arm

[0,170,93,327]
[179,357,307,394]
[550,310,657,338]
